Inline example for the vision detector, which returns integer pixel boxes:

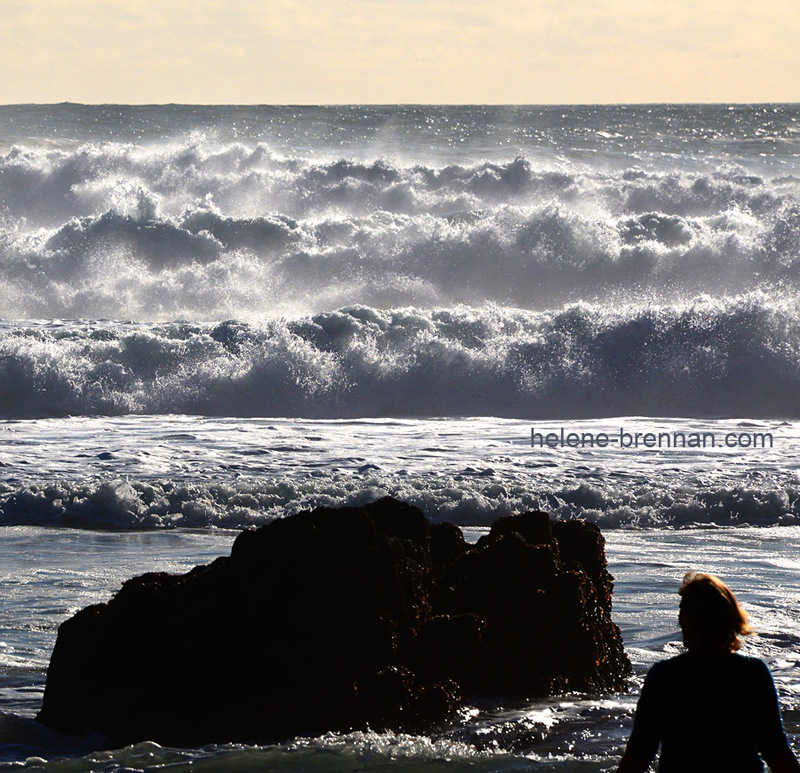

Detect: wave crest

[1,142,799,319]
[0,296,797,419]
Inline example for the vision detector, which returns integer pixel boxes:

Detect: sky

[1,0,798,104]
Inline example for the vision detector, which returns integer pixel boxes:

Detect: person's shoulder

[727,652,766,667]
[731,652,772,676]
[645,652,691,679]
[645,651,770,679]
[657,651,692,667]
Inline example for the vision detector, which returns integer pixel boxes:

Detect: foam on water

[1,140,800,319]
[1,104,798,167]
[0,295,798,419]
[0,416,797,530]
[2,103,800,771]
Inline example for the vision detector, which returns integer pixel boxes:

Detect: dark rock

[412,613,485,687]
[38,497,630,746]
[553,519,614,613]
[430,521,469,570]
[487,510,554,548]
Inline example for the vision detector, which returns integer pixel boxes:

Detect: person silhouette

[617,572,800,773]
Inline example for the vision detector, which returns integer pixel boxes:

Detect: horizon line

[2,101,800,109]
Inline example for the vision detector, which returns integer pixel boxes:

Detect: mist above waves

[1,139,799,320]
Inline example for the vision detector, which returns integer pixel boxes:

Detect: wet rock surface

[38,497,630,746]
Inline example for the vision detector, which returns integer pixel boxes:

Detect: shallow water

[2,523,799,771]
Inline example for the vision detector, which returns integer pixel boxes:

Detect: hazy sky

[1,0,798,104]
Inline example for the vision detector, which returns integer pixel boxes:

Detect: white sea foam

[0,416,796,530]
[2,104,800,770]
[0,296,797,419]
[0,138,799,319]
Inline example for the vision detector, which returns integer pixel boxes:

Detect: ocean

[0,103,799,771]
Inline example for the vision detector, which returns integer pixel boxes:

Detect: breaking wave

[1,140,799,319]
[1,476,798,531]
[0,296,798,419]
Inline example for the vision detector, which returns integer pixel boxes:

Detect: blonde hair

[678,572,754,653]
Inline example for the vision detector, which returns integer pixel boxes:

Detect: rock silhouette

[38,497,630,746]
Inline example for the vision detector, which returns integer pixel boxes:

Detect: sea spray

[0,296,798,419]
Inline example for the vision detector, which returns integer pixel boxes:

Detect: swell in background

[1,104,799,419]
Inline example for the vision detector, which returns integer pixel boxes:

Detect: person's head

[678,572,753,654]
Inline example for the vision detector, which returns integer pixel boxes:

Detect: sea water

[1,104,799,770]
